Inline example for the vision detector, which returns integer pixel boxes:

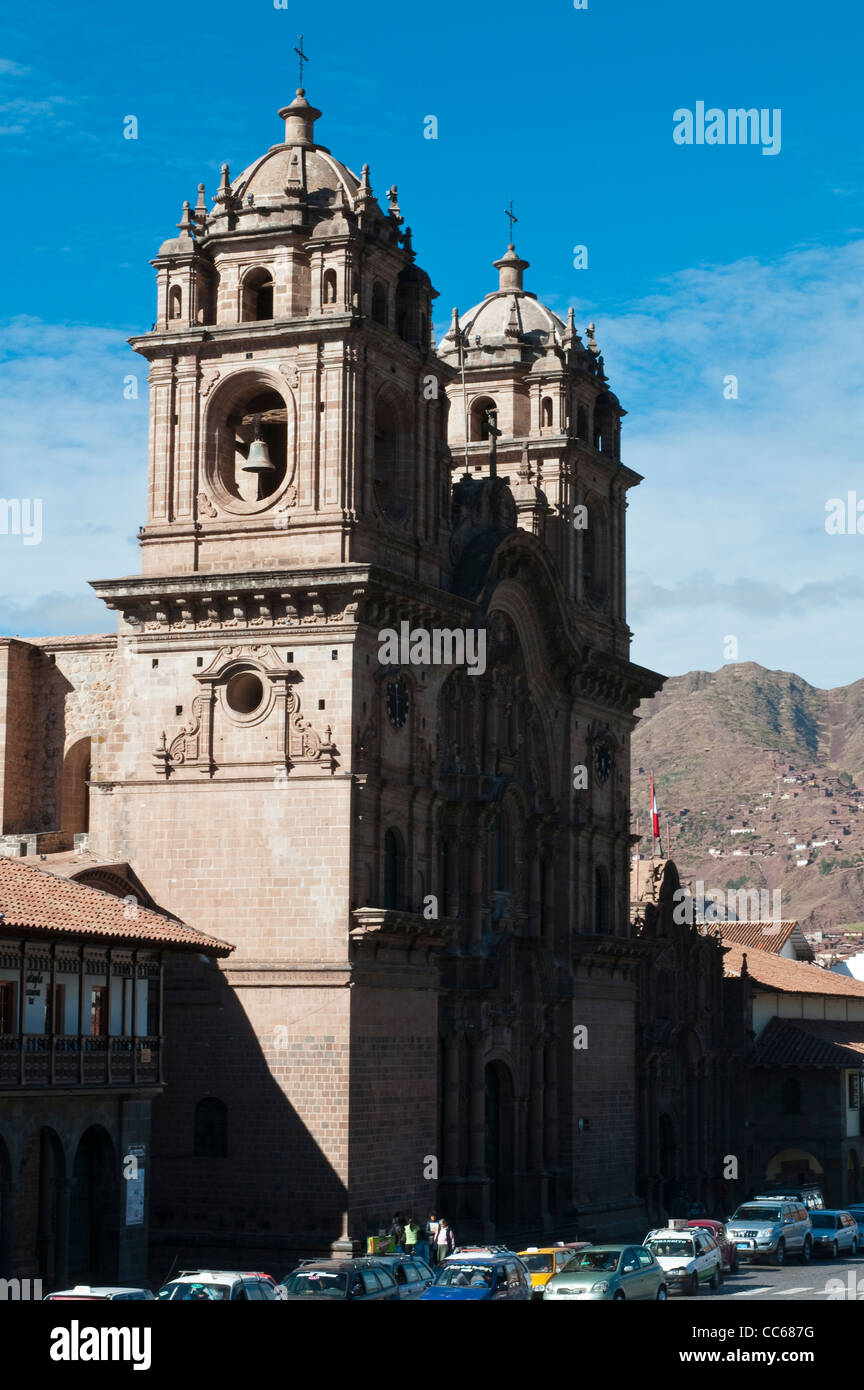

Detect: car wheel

[800,1238,812,1265]
[656,1285,668,1301]
[832,1240,839,1259]
[775,1240,785,1266]
[852,1238,858,1256]
[729,1252,738,1274]
[709,1266,721,1290]
[685,1272,698,1296]
[613,1290,625,1301]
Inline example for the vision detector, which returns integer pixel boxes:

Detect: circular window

[225,671,265,714]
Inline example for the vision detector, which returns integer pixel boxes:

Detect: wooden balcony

[0,1034,162,1089]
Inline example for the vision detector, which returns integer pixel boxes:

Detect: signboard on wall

[124,1145,146,1227]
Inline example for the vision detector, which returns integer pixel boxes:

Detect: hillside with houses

[632,663,864,955]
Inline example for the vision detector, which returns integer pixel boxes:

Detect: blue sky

[1,0,863,687]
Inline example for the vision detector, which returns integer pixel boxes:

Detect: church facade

[0,87,664,1267]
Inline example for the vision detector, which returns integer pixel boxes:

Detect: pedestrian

[435,1217,455,1262]
[389,1212,405,1253]
[404,1216,420,1256]
[426,1211,440,1264]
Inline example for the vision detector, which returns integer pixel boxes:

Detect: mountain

[631,663,864,936]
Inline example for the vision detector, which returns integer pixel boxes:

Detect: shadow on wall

[148,952,348,1286]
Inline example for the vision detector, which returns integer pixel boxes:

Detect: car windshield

[157,1281,231,1300]
[732,1206,781,1222]
[279,1270,349,1297]
[810,1214,836,1229]
[568,1250,621,1273]
[646,1238,694,1257]
[433,1264,496,1287]
[520,1254,554,1273]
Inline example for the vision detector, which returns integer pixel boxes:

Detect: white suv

[643,1223,723,1295]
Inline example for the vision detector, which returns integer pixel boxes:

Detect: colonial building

[0,86,664,1268]
[0,855,230,1289]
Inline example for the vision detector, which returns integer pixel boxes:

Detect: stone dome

[438,244,566,356]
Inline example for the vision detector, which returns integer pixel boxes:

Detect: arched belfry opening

[241,267,274,322]
[470,397,497,442]
[372,387,411,523]
[212,379,292,506]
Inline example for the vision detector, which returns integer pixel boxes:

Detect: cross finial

[505,199,517,238]
[294,34,309,87]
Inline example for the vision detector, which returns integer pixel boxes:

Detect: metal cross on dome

[505,200,517,238]
[294,34,309,87]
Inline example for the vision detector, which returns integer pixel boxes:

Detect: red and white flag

[650,773,660,840]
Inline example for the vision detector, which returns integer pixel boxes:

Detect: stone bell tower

[136,86,452,585]
[88,89,459,1261]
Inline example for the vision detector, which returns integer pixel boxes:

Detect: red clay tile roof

[753,1017,864,1067]
[718,921,810,957]
[0,856,233,954]
[722,939,864,997]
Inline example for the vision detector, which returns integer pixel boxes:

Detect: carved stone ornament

[197,492,218,518]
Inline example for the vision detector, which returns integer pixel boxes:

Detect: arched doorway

[69,1127,118,1284]
[484,1061,515,1228]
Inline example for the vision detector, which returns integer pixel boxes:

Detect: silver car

[726,1200,812,1266]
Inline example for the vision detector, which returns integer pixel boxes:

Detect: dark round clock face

[594,743,612,783]
[386,677,409,729]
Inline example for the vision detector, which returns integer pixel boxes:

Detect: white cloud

[584,240,864,686]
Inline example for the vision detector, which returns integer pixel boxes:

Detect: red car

[688,1219,738,1273]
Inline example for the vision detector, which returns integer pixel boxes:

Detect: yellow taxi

[518,1243,591,1298]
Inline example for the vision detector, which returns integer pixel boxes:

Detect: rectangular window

[849,1073,861,1110]
[90,985,107,1037]
[0,981,16,1033]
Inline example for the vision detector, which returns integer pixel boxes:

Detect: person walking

[426,1212,440,1264]
[389,1212,405,1253]
[435,1217,455,1263]
[404,1216,420,1257]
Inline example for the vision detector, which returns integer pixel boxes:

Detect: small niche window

[322,269,337,305]
[782,1077,801,1115]
[169,285,182,320]
[241,267,274,322]
[194,1097,228,1158]
[225,670,265,714]
[541,396,553,429]
[371,280,388,326]
[576,404,588,438]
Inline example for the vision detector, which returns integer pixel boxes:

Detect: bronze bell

[242,415,275,475]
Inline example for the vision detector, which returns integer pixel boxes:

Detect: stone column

[443,1033,461,1179]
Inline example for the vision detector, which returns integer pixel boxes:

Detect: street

[677,1249,864,1301]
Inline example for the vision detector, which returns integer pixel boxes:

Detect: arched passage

[68,1126,119,1285]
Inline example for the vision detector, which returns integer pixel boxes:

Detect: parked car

[277,1258,400,1301]
[542,1244,667,1301]
[726,1200,813,1265]
[687,1219,738,1273]
[44,1286,154,1300]
[518,1243,592,1298]
[808,1209,859,1258]
[754,1183,825,1211]
[157,1270,279,1300]
[420,1253,532,1301]
[357,1253,434,1299]
[643,1224,723,1295]
[844,1202,864,1236]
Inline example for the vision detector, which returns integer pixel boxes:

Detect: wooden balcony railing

[0,1034,162,1088]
